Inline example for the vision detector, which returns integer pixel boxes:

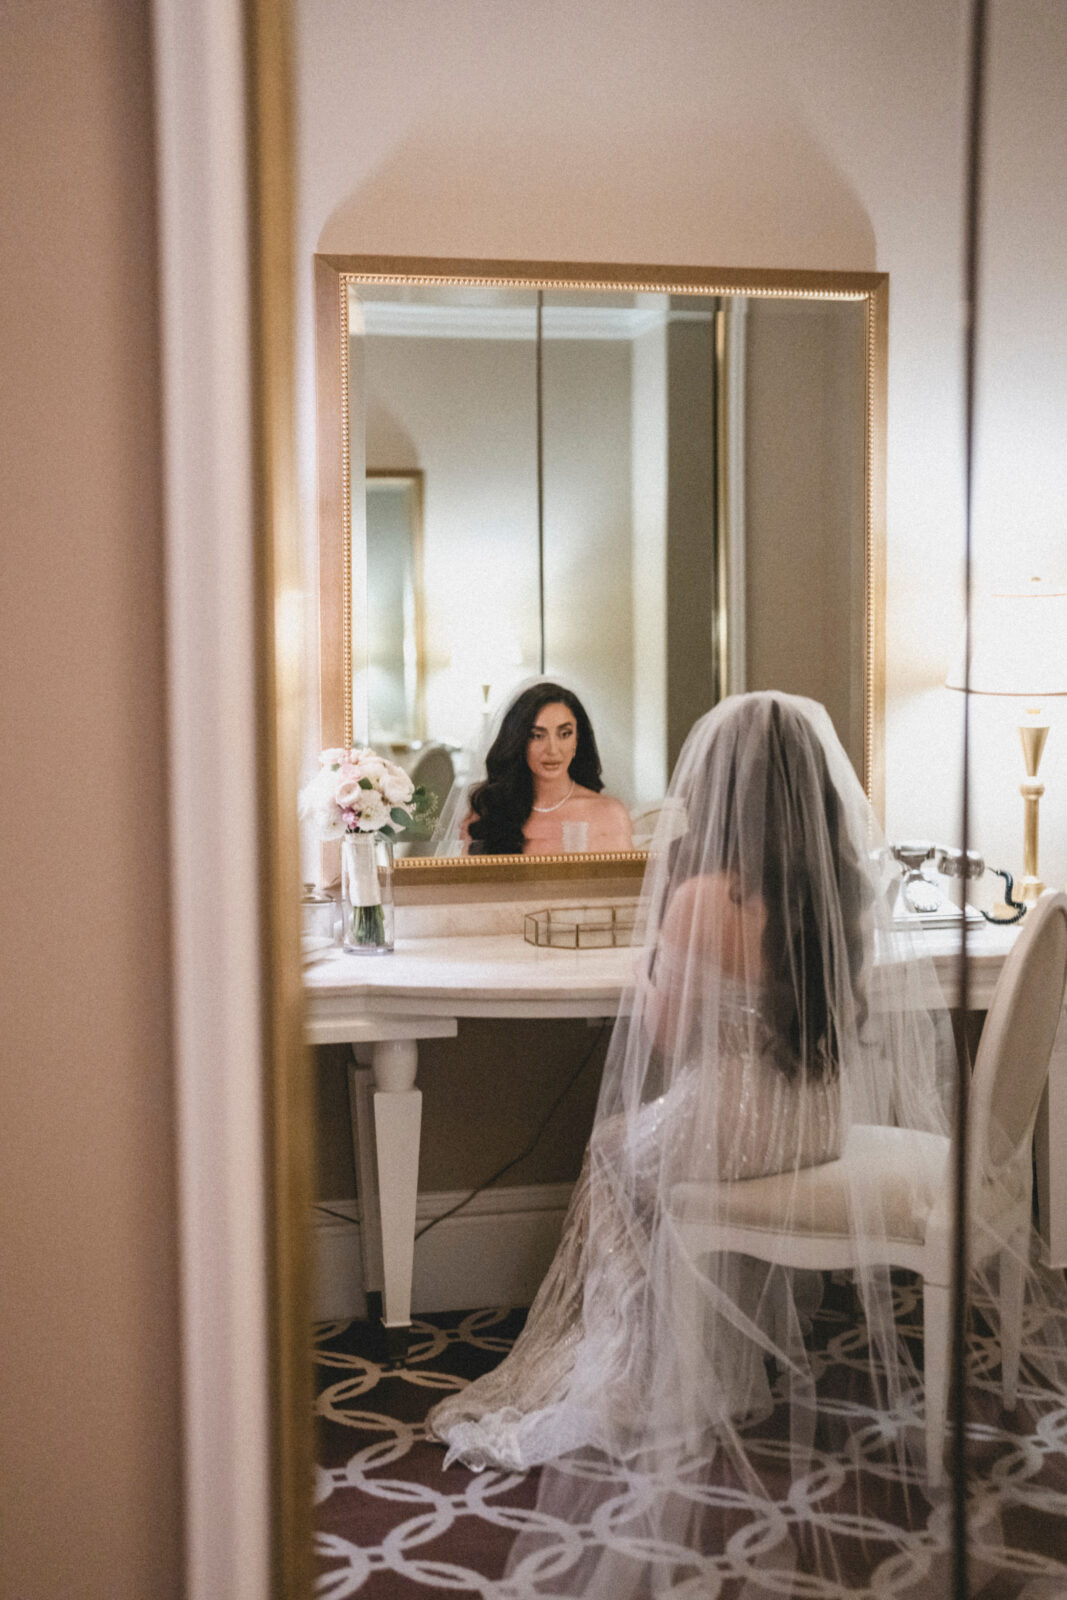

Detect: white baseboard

[313,1182,573,1322]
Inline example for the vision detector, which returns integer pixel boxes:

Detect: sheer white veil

[489,691,1067,1598]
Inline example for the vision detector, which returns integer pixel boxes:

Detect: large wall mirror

[316,256,887,882]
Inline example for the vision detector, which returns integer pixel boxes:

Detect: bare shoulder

[596,793,634,849]
[661,873,726,943]
[661,875,700,931]
[571,786,628,816]
[600,793,631,822]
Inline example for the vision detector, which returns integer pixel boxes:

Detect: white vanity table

[304,919,1067,1331]
[305,935,638,1329]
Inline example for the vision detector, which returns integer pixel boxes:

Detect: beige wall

[968,1,1067,886]
[316,1021,608,1199]
[0,4,183,1597]
[630,318,671,804]
[744,299,866,772]
[297,0,1067,888]
[363,327,636,799]
[543,339,635,806]
[365,331,541,741]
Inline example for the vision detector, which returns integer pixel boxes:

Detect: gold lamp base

[1017,711,1050,903]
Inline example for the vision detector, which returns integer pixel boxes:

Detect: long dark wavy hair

[666,696,870,1082]
[467,682,604,855]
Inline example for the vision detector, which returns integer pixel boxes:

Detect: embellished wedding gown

[427,977,842,1473]
[424,693,1067,1597]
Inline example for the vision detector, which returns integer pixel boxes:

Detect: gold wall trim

[320,254,880,300]
[863,276,889,822]
[340,276,354,746]
[713,303,730,702]
[247,1,314,1596]
[317,255,890,885]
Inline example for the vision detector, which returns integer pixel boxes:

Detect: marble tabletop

[304,933,639,1017]
[303,919,1020,1019]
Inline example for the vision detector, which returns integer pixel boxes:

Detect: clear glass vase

[340,833,395,954]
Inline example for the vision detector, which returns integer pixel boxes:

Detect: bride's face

[526,702,577,783]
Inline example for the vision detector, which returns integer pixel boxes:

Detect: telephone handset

[888,842,1027,926]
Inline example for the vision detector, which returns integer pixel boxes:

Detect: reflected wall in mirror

[315,257,887,881]
[365,469,426,745]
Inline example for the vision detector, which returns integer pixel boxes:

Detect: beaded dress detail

[427,978,842,1472]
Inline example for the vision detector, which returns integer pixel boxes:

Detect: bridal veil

[441,691,1067,1598]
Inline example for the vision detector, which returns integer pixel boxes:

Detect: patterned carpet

[313,1285,1067,1599]
[315,1308,538,1598]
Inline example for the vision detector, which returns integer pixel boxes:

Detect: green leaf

[379,824,396,838]
[391,807,412,827]
[359,777,374,790]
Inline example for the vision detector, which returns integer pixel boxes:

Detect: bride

[429,692,1067,1596]
[433,680,633,856]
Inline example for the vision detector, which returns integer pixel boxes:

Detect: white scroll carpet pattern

[313,1286,1067,1598]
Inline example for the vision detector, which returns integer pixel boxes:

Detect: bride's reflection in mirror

[315,260,888,891]
[435,680,634,855]
[335,273,883,880]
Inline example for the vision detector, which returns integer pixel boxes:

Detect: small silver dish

[523,904,637,950]
[301,884,338,943]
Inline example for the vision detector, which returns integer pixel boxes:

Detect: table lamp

[946,577,1067,902]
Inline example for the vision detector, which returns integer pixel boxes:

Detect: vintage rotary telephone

[888,842,1028,926]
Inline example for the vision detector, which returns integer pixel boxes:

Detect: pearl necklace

[531,782,574,814]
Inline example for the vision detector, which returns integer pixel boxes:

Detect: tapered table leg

[371,1038,422,1328]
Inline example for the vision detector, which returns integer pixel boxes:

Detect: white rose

[298,765,352,839]
[381,770,415,806]
[334,778,364,808]
[311,800,347,840]
[355,755,389,786]
[355,795,391,833]
[299,765,335,817]
[319,747,348,767]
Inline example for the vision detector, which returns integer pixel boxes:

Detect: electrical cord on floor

[415,1018,609,1243]
[315,1202,366,1226]
[312,1020,609,1238]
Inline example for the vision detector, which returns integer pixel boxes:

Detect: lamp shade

[946,578,1067,696]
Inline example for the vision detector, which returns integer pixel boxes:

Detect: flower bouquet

[299,746,433,953]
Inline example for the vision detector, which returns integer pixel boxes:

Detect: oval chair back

[968,891,1067,1192]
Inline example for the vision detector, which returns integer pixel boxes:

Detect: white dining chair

[669,890,1067,1488]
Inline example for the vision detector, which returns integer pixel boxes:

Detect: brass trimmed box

[523,903,637,950]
